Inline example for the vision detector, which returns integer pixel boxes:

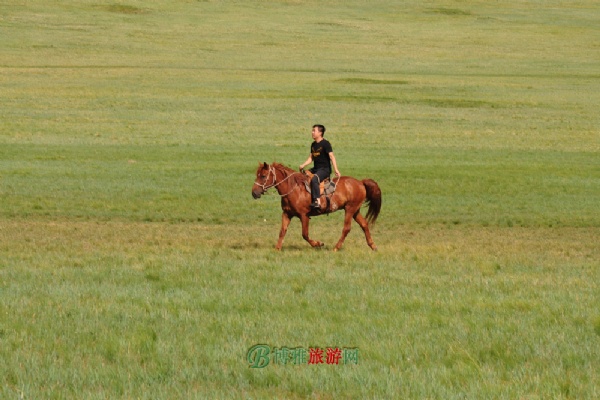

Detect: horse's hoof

[371,245,378,251]
[333,248,339,252]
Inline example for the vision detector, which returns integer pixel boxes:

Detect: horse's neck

[273,167,293,195]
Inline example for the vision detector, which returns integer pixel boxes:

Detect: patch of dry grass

[2,218,597,266]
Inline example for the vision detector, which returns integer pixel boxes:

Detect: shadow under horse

[252,162,381,251]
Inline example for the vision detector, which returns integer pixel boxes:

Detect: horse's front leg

[275,212,291,250]
[300,214,323,248]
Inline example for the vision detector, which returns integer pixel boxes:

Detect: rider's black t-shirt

[310,139,333,172]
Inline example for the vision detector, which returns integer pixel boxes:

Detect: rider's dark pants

[310,168,330,201]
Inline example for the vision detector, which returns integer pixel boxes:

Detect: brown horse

[252,162,381,251]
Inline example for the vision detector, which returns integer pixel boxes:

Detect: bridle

[254,165,300,197]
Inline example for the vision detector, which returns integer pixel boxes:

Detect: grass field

[1,1,599,398]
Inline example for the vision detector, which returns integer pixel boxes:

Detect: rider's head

[312,124,326,139]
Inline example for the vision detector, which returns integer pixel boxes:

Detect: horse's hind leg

[300,214,323,248]
[334,208,354,251]
[354,211,377,251]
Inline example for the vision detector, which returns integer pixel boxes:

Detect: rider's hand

[335,170,341,177]
[299,166,304,173]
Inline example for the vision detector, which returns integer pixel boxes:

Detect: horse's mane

[271,162,308,185]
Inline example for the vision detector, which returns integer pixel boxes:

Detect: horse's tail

[362,179,382,227]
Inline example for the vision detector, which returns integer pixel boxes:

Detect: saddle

[303,171,337,197]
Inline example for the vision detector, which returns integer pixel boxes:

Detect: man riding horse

[299,125,341,209]
[252,124,380,251]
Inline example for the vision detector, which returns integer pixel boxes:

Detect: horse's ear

[263,162,268,168]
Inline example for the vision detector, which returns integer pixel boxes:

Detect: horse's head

[252,162,275,199]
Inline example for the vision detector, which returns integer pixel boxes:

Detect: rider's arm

[329,152,340,176]
[299,154,312,170]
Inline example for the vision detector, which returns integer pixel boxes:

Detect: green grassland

[1,1,599,398]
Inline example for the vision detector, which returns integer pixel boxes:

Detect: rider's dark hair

[313,124,326,136]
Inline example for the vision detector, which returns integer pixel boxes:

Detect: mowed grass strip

[1,143,598,228]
